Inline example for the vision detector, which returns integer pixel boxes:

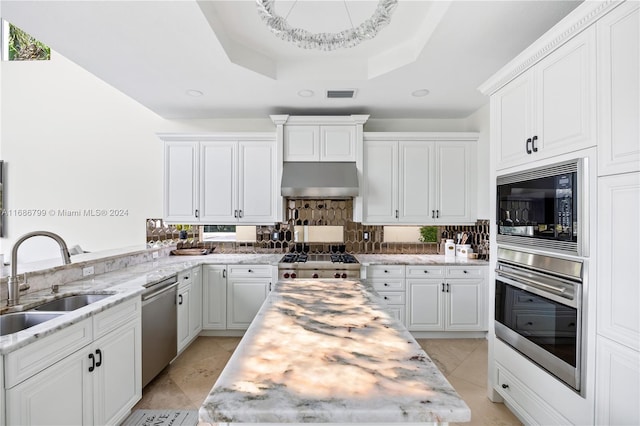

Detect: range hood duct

[281,162,359,198]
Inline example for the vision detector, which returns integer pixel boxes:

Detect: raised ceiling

[1,1,582,119]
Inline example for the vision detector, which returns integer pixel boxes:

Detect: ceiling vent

[326,89,356,99]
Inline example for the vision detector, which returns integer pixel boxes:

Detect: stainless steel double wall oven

[495,158,588,393]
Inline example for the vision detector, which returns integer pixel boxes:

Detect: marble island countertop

[199,279,471,424]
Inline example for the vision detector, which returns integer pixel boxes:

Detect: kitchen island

[199,279,470,425]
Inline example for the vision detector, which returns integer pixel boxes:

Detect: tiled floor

[134,337,522,425]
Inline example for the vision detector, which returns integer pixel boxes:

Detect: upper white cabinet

[363,134,477,224]
[274,115,369,162]
[161,134,279,224]
[597,1,640,176]
[489,26,596,170]
[284,125,356,161]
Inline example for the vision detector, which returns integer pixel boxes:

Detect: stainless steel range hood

[281,162,359,198]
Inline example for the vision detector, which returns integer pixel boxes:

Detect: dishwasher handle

[142,281,178,304]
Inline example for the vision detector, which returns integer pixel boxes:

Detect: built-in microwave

[497,158,587,257]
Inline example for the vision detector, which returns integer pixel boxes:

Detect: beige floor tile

[134,369,197,410]
[450,339,489,388]
[416,338,484,376]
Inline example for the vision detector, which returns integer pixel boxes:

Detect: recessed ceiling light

[298,89,315,98]
[412,89,430,97]
[186,89,204,97]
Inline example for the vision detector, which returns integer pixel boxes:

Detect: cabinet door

[227,279,268,330]
[284,125,319,161]
[597,1,640,176]
[536,27,596,156]
[320,125,356,161]
[177,283,191,352]
[595,336,640,425]
[364,140,398,223]
[597,172,640,351]
[446,279,484,331]
[164,141,198,222]
[492,72,533,169]
[435,142,475,223]
[399,141,433,223]
[200,141,236,222]
[93,322,141,426]
[238,140,277,223]
[190,266,203,337]
[407,280,444,331]
[6,349,92,426]
[202,265,227,330]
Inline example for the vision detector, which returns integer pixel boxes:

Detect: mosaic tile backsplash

[151,199,490,257]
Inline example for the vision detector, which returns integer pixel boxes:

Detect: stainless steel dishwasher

[141,275,178,387]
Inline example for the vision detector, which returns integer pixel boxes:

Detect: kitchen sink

[0,311,65,336]
[33,294,111,312]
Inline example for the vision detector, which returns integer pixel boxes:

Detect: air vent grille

[326,90,356,99]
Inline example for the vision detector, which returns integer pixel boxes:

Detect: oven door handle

[496,269,569,297]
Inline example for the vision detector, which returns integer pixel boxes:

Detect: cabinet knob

[384,296,389,300]
[502,384,509,389]
[384,283,389,286]
[248,269,253,273]
[424,270,428,274]
[463,270,468,274]
[384,270,388,273]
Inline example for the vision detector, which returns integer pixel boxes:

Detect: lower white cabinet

[203,264,272,331]
[227,265,271,330]
[407,266,486,332]
[177,267,203,352]
[595,336,640,425]
[5,297,141,426]
[367,264,407,326]
[203,265,228,330]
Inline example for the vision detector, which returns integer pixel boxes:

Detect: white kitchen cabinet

[190,266,203,338]
[407,266,486,332]
[595,336,640,425]
[202,265,228,330]
[163,141,199,222]
[597,1,640,176]
[367,265,407,325]
[363,135,476,224]
[491,26,596,170]
[161,134,278,224]
[226,265,271,330]
[597,172,640,351]
[284,125,356,162]
[5,298,141,426]
[177,267,203,352]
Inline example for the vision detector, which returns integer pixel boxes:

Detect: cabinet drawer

[93,297,140,340]
[177,269,193,287]
[227,264,272,278]
[370,279,405,291]
[406,266,445,278]
[5,318,93,388]
[447,267,485,278]
[378,291,406,305]
[496,363,570,425]
[367,265,405,278]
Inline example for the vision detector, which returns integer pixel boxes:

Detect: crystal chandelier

[256,0,399,51]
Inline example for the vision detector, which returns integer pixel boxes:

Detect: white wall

[0,47,490,263]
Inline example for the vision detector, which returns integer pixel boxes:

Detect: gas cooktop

[279,253,359,264]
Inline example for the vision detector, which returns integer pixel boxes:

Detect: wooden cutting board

[170,248,211,256]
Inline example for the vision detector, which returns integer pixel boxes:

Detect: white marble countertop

[0,253,281,354]
[355,254,489,266]
[199,279,471,424]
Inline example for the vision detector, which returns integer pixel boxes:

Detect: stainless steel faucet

[7,231,72,306]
